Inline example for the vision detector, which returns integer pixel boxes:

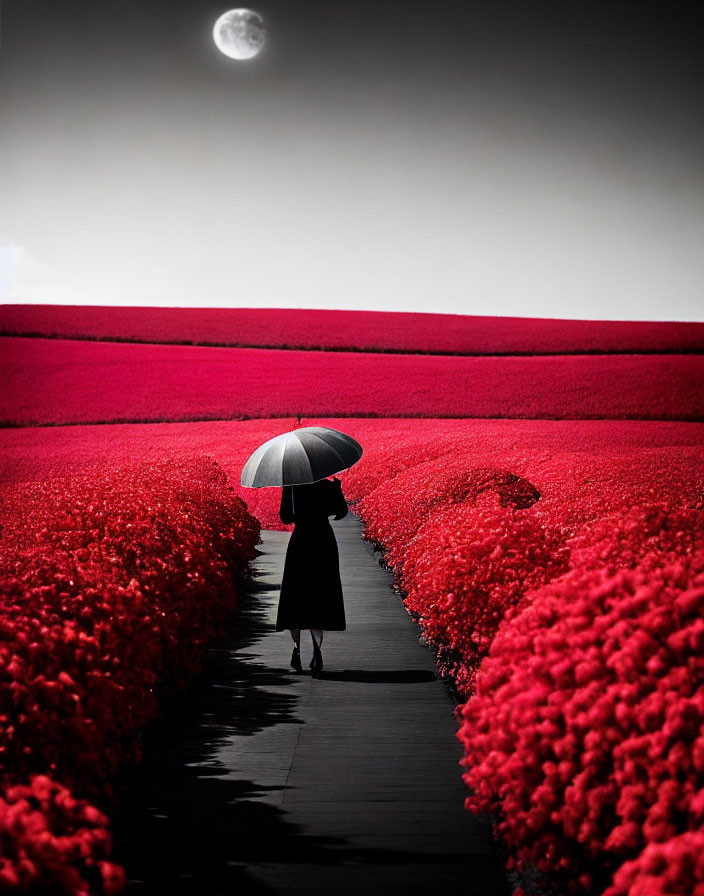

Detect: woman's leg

[290,629,302,672]
[310,629,323,673]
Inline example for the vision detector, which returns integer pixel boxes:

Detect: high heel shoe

[290,646,303,673]
[310,641,323,674]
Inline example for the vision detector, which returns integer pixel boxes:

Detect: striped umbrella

[240,426,363,488]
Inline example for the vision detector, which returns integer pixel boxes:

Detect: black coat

[275,478,348,631]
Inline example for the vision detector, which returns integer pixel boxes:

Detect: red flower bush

[458,505,704,896]
[603,832,704,896]
[0,776,125,895]
[354,454,541,569]
[0,457,260,891]
[339,432,469,505]
[401,495,569,694]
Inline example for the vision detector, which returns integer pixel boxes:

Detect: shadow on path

[112,521,510,895]
[109,575,295,892]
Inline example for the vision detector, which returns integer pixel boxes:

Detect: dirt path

[112,514,508,895]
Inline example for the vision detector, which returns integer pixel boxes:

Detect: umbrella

[240,426,363,488]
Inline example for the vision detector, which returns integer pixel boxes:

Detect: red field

[2,304,703,895]
[1,417,702,530]
[5,416,699,894]
[2,337,703,425]
[2,305,703,355]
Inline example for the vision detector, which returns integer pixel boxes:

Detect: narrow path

[112,515,508,895]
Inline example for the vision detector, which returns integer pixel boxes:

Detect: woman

[276,476,348,673]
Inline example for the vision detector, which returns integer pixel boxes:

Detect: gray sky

[1,1,703,320]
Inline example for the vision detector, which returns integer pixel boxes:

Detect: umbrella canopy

[241,426,363,488]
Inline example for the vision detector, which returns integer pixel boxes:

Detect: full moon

[213,9,266,60]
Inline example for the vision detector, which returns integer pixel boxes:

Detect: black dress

[275,478,348,631]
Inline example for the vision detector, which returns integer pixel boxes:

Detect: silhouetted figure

[276,477,348,673]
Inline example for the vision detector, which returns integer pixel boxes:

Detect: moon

[213,9,266,60]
